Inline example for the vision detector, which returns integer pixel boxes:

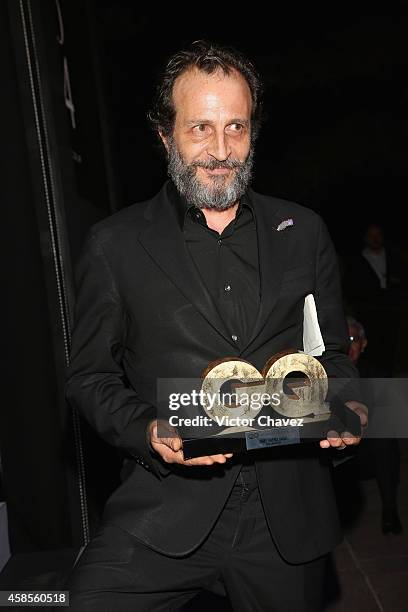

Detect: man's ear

[362,338,368,352]
[159,130,169,152]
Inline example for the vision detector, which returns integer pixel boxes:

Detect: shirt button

[218,239,222,245]
[224,284,231,292]
[231,335,238,342]
[195,212,201,219]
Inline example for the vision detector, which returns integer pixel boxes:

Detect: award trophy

[179,350,361,459]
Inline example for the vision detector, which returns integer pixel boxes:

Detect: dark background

[94,2,408,252]
[1,0,407,557]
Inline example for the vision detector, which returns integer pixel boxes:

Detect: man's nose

[207,132,231,162]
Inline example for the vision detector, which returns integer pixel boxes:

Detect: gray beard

[166,137,254,211]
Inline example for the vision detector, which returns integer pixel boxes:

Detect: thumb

[345,400,368,428]
[165,435,183,452]
[153,421,183,452]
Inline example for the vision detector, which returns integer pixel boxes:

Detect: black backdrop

[95,2,408,251]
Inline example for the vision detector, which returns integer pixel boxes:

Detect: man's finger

[327,429,342,444]
[341,431,360,446]
[151,425,235,465]
[320,440,331,449]
[182,453,232,466]
[152,435,183,451]
[320,430,344,449]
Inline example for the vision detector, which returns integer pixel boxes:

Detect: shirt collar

[167,180,255,230]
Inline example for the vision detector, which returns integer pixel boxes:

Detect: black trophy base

[182,399,361,460]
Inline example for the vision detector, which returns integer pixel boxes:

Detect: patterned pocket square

[276,218,294,231]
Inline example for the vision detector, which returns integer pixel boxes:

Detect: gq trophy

[180,350,361,459]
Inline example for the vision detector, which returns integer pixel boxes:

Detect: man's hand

[149,420,233,466]
[319,400,368,450]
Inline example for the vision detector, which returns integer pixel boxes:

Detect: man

[65,41,367,611]
[362,224,389,291]
[347,317,402,534]
[343,223,404,374]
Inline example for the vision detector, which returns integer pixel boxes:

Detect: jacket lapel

[138,183,237,347]
[240,190,292,354]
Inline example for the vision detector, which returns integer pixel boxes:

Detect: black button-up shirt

[169,182,260,349]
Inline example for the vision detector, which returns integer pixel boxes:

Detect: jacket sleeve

[65,231,162,478]
[313,216,363,404]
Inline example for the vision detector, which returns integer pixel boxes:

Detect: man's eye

[229,123,243,131]
[192,124,209,134]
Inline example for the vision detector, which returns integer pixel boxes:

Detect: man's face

[365,225,384,251]
[161,67,254,210]
[348,325,367,364]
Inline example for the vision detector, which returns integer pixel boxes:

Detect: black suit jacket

[66,181,358,562]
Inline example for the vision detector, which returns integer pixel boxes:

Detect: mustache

[189,157,245,171]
